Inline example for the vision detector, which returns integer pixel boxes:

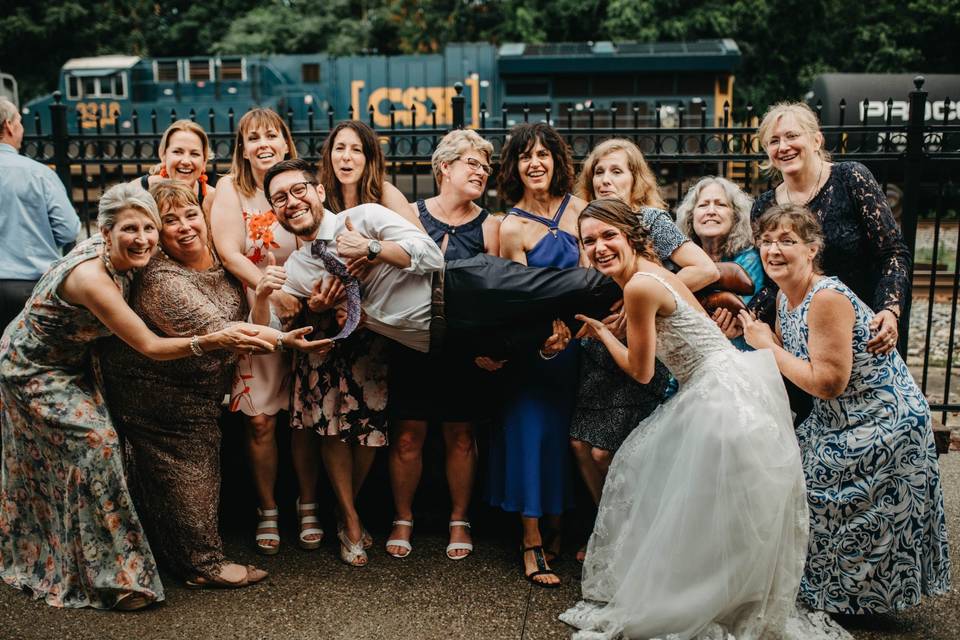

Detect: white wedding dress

[560,272,852,640]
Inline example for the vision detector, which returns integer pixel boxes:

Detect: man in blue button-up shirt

[0,97,81,330]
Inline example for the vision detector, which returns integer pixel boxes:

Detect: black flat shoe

[522,545,561,588]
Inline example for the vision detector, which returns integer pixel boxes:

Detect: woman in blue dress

[741,203,950,614]
[488,122,583,587]
[676,176,764,351]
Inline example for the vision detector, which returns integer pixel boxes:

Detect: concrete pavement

[2,454,958,640]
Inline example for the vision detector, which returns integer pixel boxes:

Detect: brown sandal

[186,565,268,589]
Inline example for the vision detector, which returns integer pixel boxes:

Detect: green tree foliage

[3,0,958,110]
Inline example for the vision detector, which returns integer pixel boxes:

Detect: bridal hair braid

[579,197,659,263]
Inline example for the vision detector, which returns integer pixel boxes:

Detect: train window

[593,75,634,96]
[636,75,674,96]
[676,73,713,96]
[109,74,126,98]
[83,77,97,96]
[67,76,81,99]
[554,76,589,97]
[302,63,321,84]
[188,60,212,82]
[220,58,245,81]
[155,60,180,83]
[505,81,550,96]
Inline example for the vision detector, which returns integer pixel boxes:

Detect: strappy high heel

[338,528,368,567]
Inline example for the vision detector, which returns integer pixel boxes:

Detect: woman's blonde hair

[98,182,161,230]
[576,138,667,211]
[675,176,755,258]
[229,108,297,198]
[150,120,211,176]
[756,102,831,175]
[431,129,494,186]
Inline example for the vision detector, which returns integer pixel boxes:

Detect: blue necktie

[311,240,362,341]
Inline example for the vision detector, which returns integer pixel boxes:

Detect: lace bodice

[634,271,734,385]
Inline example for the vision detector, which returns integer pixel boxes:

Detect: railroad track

[914,270,959,298]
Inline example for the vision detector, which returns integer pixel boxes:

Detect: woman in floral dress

[742,203,950,614]
[210,108,319,554]
[0,183,272,610]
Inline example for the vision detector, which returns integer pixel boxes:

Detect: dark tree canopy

[3,0,958,114]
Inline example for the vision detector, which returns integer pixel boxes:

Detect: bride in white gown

[559,198,850,640]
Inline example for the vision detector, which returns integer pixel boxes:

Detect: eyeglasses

[758,238,800,249]
[456,157,493,176]
[765,131,803,149]
[269,181,313,208]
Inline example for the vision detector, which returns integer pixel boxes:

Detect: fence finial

[913,75,926,91]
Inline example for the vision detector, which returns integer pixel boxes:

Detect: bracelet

[189,335,204,357]
[538,348,559,361]
[276,332,286,353]
[886,307,901,320]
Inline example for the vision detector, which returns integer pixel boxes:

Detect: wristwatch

[367,238,382,261]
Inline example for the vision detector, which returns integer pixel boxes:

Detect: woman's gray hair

[0,98,18,126]
[98,182,161,231]
[675,176,755,258]
[431,129,493,186]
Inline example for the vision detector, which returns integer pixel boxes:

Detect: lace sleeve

[843,162,911,316]
[747,193,778,325]
[138,264,235,337]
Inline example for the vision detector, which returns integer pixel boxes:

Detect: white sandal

[337,528,368,567]
[296,498,324,550]
[385,519,413,559]
[255,507,280,555]
[446,520,473,560]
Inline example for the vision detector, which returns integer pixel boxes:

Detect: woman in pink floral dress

[210,109,319,555]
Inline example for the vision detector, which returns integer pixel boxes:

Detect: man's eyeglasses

[456,157,493,176]
[269,181,313,209]
[758,238,800,249]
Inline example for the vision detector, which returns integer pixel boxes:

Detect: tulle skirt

[561,348,819,640]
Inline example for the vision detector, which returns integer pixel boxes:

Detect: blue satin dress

[487,194,580,517]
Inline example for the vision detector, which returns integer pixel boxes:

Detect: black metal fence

[20,79,960,422]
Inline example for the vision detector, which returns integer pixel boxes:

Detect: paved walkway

[2,454,958,640]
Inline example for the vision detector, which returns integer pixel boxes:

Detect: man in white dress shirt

[263,158,620,356]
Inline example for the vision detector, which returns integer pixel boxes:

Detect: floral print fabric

[291,311,389,447]
[779,277,950,613]
[0,237,163,608]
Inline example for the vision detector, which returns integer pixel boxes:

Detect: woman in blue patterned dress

[676,176,764,351]
[741,203,950,614]
[0,184,274,610]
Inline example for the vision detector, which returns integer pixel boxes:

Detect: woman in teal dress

[0,183,274,610]
[676,175,764,351]
[742,203,950,614]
